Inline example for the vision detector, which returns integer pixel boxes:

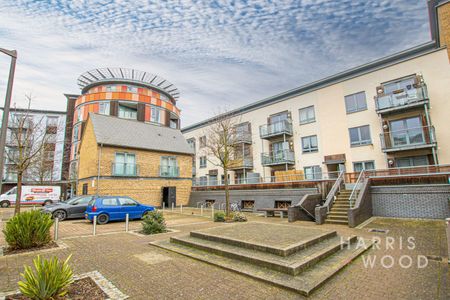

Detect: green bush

[19,255,73,300]
[232,212,248,222]
[3,210,54,250]
[214,211,226,222]
[141,210,167,235]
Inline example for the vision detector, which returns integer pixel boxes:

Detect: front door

[162,187,176,208]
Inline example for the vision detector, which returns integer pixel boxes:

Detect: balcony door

[269,112,288,133]
[389,117,424,147]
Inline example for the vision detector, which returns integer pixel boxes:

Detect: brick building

[77,113,193,207]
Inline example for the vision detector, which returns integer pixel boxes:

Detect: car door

[101,197,122,220]
[68,196,92,218]
[118,197,140,219]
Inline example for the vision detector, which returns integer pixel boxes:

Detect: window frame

[299,106,316,125]
[304,165,322,180]
[353,161,375,172]
[344,91,367,114]
[349,125,372,147]
[199,156,207,168]
[114,152,137,176]
[301,135,318,153]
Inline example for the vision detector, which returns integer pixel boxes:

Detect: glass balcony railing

[380,126,436,151]
[375,86,428,112]
[259,120,293,139]
[234,131,252,144]
[230,157,253,169]
[112,163,139,176]
[261,150,295,166]
[160,166,180,177]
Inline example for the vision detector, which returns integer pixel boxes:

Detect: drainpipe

[424,104,438,165]
[97,143,103,195]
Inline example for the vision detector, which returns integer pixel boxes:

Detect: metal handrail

[323,170,344,213]
[349,170,365,208]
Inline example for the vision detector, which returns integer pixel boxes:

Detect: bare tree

[203,111,239,218]
[5,95,52,214]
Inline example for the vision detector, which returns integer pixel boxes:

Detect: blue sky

[0,0,430,126]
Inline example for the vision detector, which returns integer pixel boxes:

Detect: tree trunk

[224,168,230,218]
[14,172,23,215]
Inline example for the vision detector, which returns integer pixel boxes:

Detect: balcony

[192,166,196,176]
[234,131,252,144]
[112,163,139,176]
[380,126,436,152]
[259,120,293,139]
[375,86,428,114]
[230,157,254,170]
[261,150,295,166]
[160,165,180,177]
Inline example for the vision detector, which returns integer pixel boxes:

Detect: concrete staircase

[325,189,351,225]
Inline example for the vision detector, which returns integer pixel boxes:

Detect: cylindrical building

[69,67,181,180]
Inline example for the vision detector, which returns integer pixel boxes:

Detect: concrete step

[332,205,350,209]
[152,236,373,296]
[330,208,349,213]
[327,215,348,221]
[325,219,349,225]
[328,211,347,216]
[171,234,357,276]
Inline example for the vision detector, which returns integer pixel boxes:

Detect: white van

[0,186,61,208]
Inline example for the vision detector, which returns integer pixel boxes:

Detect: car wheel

[43,200,52,206]
[97,214,109,225]
[52,210,67,221]
[0,201,10,208]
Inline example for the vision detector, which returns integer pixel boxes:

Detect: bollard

[125,214,129,232]
[172,202,174,212]
[201,205,203,216]
[446,218,450,264]
[54,217,59,241]
[163,202,165,211]
[280,211,284,219]
[180,204,183,214]
[211,204,214,219]
[93,216,97,236]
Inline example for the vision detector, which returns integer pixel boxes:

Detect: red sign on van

[30,188,53,193]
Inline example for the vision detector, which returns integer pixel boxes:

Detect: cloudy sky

[0,0,431,126]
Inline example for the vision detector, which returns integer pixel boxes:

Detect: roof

[182,41,442,133]
[88,113,193,155]
[77,67,179,101]
[0,107,66,115]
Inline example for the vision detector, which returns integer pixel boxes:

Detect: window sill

[350,143,373,148]
[302,150,319,154]
[346,108,368,115]
[299,120,316,125]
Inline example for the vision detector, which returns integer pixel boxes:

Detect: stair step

[327,215,348,221]
[152,237,373,296]
[325,219,349,225]
[333,205,350,209]
[331,208,349,213]
[171,234,357,276]
[328,211,347,216]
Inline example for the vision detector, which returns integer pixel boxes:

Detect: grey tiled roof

[89,113,194,155]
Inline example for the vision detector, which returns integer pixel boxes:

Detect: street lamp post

[0,48,17,194]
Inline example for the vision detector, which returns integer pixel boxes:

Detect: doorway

[162,187,176,208]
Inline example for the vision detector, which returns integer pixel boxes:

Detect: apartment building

[1,108,66,192]
[182,0,450,186]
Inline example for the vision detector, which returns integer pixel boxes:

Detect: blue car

[85,196,155,224]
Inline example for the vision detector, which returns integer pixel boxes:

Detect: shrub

[141,210,167,235]
[19,255,73,300]
[214,211,226,222]
[3,210,53,250]
[232,212,248,222]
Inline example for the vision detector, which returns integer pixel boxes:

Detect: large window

[304,166,322,180]
[199,136,207,148]
[353,161,375,172]
[114,153,137,176]
[389,116,424,147]
[345,91,367,113]
[199,156,207,168]
[118,103,137,120]
[77,107,83,122]
[301,135,318,153]
[151,107,160,123]
[349,125,371,146]
[73,123,80,142]
[396,156,429,168]
[160,156,178,177]
[299,106,315,124]
[187,138,196,152]
[98,102,110,115]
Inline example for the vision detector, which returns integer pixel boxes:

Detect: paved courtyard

[0,208,449,299]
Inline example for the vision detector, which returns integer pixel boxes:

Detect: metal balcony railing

[160,165,180,177]
[230,157,254,169]
[259,120,293,139]
[375,86,428,112]
[380,125,436,151]
[112,163,139,176]
[261,149,295,166]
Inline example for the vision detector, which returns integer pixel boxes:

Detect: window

[73,123,80,141]
[349,125,371,146]
[82,183,88,195]
[301,135,318,153]
[44,151,55,161]
[46,116,58,127]
[304,166,322,180]
[106,85,116,92]
[118,197,137,206]
[118,103,137,120]
[126,85,137,93]
[160,93,169,101]
[383,77,415,94]
[151,107,160,123]
[389,116,424,146]
[199,136,206,148]
[353,161,375,172]
[199,156,207,168]
[396,156,429,168]
[161,156,178,177]
[187,138,196,152]
[114,153,137,176]
[102,198,118,206]
[299,106,315,124]
[199,176,207,186]
[269,112,289,124]
[77,107,83,122]
[47,133,57,143]
[170,119,178,129]
[98,102,110,115]
[345,91,367,113]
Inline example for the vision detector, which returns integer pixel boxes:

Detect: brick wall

[438,1,450,61]
[371,185,450,219]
